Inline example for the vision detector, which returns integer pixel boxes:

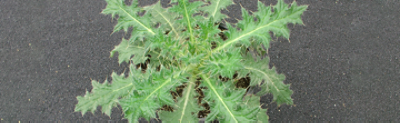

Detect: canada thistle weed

[75,0,307,122]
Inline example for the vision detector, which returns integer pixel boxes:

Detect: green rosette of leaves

[74,0,307,123]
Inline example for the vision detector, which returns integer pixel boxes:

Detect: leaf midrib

[212,0,221,18]
[140,79,171,104]
[213,5,304,52]
[139,71,182,107]
[213,19,278,52]
[82,82,134,107]
[244,66,280,92]
[201,74,238,123]
[152,4,179,37]
[179,81,194,123]
[117,4,155,35]
[182,0,195,43]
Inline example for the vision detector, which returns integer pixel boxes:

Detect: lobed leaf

[243,96,269,123]
[146,30,185,69]
[102,0,155,35]
[214,0,307,52]
[119,66,187,123]
[148,30,183,58]
[198,18,221,43]
[110,38,148,64]
[159,81,202,123]
[238,53,293,106]
[201,48,243,78]
[144,1,182,38]
[75,72,135,116]
[200,75,262,123]
[200,0,234,22]
[170,0,204,54]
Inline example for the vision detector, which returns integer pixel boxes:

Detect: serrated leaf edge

[114,2,155,35]
[181,0,195,43]
[214,19,278,52]
[200,74,238,123]
[147,2,179,37]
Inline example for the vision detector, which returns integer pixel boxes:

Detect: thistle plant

[74,0,307,122]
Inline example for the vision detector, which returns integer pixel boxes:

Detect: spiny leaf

[102,0,155,35]
[76,0,307,122]
[201,0,234,22]
[170,0,204,43]
[120,66,187,123]
[75,72,135,116]
[144,1,181,38]
[198,17,221,42]
[249,39,269,58]
[214,0,307,52]
[148,30,182,58]
[147,30,184,68]
[181,53,205,65]
[201,48,243,78]
[159,81,202,123]
[110,38,148,64]
[238,53,293,106]
[243,95,269,123]
[147,50,175,69]
[200,75,261,123]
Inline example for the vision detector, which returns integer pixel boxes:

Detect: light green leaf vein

[117,5,155,35]
[244,66,279,92]
[201,74,238,123]
[212,0,221,17]
[182,0,194,42]
[213,20,278,52]
[142,79,171,103]
[114,83,133,92]
[180,81,193,123]
[147,2,179,37]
